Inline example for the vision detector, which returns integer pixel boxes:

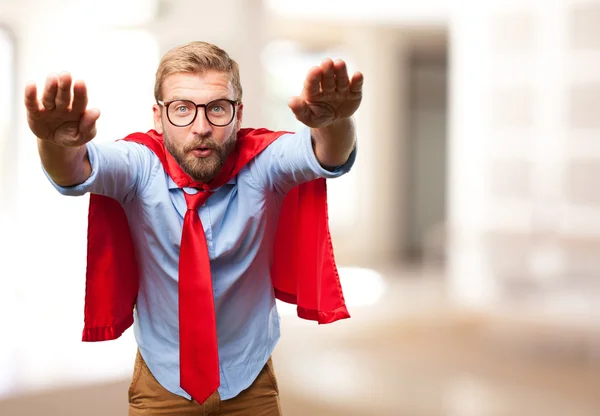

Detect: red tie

[179,188,220,404]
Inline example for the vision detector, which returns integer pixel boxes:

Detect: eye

[209,104,224,113]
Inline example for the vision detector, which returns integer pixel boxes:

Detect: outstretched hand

[288,58,363,129]
[24,72,100,147]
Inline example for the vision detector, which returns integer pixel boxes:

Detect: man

[25,41,361,415]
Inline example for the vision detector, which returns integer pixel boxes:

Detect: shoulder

[237,127,292,153]
[99,140,158,165]
[120,130,165,158]
[102,138,162,187]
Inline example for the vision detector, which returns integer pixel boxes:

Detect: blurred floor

[1,267,599,416]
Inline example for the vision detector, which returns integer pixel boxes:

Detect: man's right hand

[25,72,100,147]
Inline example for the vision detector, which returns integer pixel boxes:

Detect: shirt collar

[167,173,237,190]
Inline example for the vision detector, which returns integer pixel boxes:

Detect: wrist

[311,117,356,167]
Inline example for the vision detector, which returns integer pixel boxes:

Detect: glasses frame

[157,98,239,127]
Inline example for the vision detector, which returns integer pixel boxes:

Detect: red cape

[82,128,350,342]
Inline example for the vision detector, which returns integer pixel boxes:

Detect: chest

[128,173,279,261]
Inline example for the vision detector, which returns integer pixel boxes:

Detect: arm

[253,126,357,195]
[249,59,361,193]
[288,58,363,168]
[25,72,99,187]
[37,139,90,187]
[311,117,356,169]
[26,72,148,202]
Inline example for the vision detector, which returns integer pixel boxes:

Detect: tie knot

[184,189,211,211]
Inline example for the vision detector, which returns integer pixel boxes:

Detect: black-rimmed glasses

[157,98,238,127]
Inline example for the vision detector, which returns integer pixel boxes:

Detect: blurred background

[1,0,600,415]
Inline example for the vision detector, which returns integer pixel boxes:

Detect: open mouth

[191,147,213,157]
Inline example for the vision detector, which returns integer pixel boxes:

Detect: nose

[190,108,213,137]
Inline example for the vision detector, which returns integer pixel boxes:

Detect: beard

[164,129,237,183]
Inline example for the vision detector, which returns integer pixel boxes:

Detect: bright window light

[277,267,386,317]
[261,40,359,233]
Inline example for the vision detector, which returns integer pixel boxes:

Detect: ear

[235,102,243,132]
[153,104,164,134]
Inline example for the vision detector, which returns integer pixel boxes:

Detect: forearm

[38,138,91,187]
[311,117,357,168]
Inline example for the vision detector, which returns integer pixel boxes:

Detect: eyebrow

[168,96,234,103]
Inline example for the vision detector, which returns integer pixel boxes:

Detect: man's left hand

[288,59,363,128]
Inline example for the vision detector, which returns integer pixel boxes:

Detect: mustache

[183,136,218,152]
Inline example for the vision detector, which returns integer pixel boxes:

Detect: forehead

[162,71,234,101]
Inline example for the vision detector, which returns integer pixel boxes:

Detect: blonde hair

[154,41,242,102]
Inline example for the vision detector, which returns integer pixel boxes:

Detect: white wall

[406,59,448,260]
[0,0,160,396]
[448,0,600,315]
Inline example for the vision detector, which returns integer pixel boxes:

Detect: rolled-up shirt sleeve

[42,140,154,204]
[250,126,357,195]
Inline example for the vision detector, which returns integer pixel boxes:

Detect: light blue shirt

[44,126,356,400]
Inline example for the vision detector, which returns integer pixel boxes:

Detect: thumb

[78,108,101,143]
[288,96,311,124]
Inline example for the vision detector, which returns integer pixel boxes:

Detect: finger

[303,66,321,98]
[55,72,73,110]
[24,81,41,114]
[320,58,336,93]
[333,60,350,92]
[349,71,364,93]
[76,108,100,144]
[78,108,101,143]
[41,73,59,110]
[71,80,88,114]
[288,96,311,124]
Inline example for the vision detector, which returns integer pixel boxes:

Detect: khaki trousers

[128,351,282,416]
